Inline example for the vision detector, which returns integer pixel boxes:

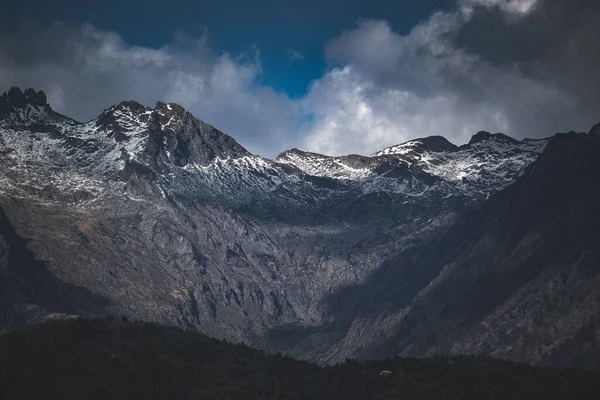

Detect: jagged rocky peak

[468,131,519,146]
[589,122,600,137]
[23,88,48,107]
[116,100,150,114]
[275,147,388,180]
[277,147,371,165]
[152,101,193,131]
[151,101,251,167]
[155,101,186,116]
[6,87,48,107]
[372,135,458,157]
[94,100,152,144]
[410,136,459,152]
[97,100,151,121]
[95,98,251,167]
[278,147,307,157]
[275,147,352,171]
[276,147,327,162]
[0,87,49,117]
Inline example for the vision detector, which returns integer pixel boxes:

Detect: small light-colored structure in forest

[379,370,393,376]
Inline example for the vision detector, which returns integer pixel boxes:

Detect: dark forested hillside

[0,319,598,400]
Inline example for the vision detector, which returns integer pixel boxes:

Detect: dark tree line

[0,317,598,399]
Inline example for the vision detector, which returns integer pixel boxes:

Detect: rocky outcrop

[468,131,520,145]
[1,87,48,114]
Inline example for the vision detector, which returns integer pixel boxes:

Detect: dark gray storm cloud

[456,0,600,129]
[308,0,600,154]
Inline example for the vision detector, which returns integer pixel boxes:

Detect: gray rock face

[589,122,600,137]
[0,203,108,328]
[0,86,596,369]
[468,131,520,145]
[1,87,47,114]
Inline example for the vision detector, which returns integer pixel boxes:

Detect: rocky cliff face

[0,86,596,368]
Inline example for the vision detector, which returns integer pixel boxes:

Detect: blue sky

[1,0,597,157]
[2,0,454,98]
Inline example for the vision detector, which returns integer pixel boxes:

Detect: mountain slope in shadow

[0,204,109,328]
[353,130,600,368]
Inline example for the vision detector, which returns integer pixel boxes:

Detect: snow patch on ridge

[0,98,550,208]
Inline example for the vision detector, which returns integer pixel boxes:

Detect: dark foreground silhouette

[0,318,598,400]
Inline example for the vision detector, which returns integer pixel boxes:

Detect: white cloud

[287,49,304,61]
[297,8,590,155]
[299,64,511,155]
[460,0,539,15]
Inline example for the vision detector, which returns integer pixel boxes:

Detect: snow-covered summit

[0,89,250,174]
[275,133,548,200]
[276,148,378,180]
[0,87,75,128]
[0,87,554,211]
[372,136,458,157]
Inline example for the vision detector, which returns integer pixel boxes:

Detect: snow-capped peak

[371,136,458,157]
[0,89,253,183]
[0,87,64,127]
[467,131,519,146]
[276,148,379,180]
[0,87,566,210]
[274,132,549,201]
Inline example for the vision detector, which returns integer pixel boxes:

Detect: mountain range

[1,86,599,369]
